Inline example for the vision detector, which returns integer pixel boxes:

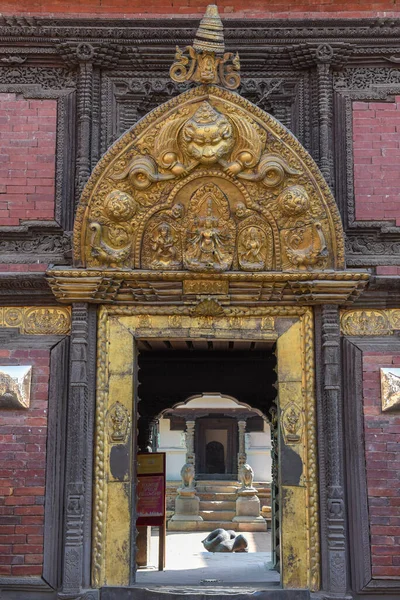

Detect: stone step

[168,519,269,532]
[197,492,237,501]
[196,485,239,493]
[196,480,239,486]
[199,500,236,511]
[200,510,236,521]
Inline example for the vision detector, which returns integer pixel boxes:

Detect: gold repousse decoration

[340,309,400,336]
[92,306,319,591]
[170,5,241,89]
[46,5,368,306]
[381,368,400,412]
[71,84,345,275]
[0,306,71,335]
[68,4,346,279]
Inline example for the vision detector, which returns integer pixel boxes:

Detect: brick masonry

[0,93,56,226]
[0,349,49,577]
[363,352,400,578]
[0,265,48,272]
[353,97,400,225]
[0,0,398,17]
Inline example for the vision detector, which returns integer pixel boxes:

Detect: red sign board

[136,452,166,527]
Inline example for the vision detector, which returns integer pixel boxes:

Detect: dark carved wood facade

[1,14,400,600]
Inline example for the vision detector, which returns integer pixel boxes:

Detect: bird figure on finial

[170,4,241,89]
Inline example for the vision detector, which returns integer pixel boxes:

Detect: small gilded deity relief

[238,226,270,271]
[184,183,235,271]
[282,403,303,445]
[380,368,400,412]
[107,401,130,444]
[142,216,182,270]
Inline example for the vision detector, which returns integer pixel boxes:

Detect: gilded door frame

[92,305,319,592]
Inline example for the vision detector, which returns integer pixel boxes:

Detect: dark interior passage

[137,340,277,451]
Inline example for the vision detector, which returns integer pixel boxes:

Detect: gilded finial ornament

[170,4,241,89]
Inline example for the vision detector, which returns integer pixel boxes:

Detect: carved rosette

[72,85,344,278]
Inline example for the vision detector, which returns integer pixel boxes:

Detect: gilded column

[237,419,247,477]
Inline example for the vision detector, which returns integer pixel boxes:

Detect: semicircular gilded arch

[73,85,345,272]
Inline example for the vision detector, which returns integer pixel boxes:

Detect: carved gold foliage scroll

[340,309,400,336]
[0,306,71,335]
[73,85,345,275]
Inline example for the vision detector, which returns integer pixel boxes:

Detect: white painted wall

[156,417,186,480]
[245,422,272,482]
[157,412,272,483]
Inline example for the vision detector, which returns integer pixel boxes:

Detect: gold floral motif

[168,315,183,328]
[340,310,390,336]
[0,307,71,335]
[191,297,225,317]
[3,308,23,328]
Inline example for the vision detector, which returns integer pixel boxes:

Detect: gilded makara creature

[89,190,135,267]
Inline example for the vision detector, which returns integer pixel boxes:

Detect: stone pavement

[136,530,280,586]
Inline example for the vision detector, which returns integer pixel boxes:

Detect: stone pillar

[185,419,195,467]
[237,419,247,479]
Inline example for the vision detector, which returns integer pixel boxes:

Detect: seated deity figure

[239,226,265,269]
[185,210,231,270]
[150,222,179,268]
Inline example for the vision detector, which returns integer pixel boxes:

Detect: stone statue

[202,528,248,553]
[239,463,255,490]
[180,462,195,489]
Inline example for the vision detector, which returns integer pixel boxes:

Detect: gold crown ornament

[169,4,241,90]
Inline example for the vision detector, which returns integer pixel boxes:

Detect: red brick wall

[0,0,398,17]
[363,352,400,578]
[0,349,49,577]
[353,97,400,224]
[0,93,56,226]
[0,265,48,272]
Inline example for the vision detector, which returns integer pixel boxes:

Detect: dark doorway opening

[135,339,280,586]
[137,340,277,453]
[196,416,237,479]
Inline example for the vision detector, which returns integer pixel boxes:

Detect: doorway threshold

[101,586,311,600]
